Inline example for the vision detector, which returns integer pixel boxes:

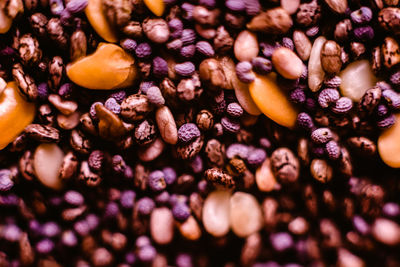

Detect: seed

[378,113,400,167]
[339,60,377,101]
[371,218,400,245]
[255,158,277,192]
[177,216,201,241]
[33,143,64,190]
[247,7,292,34]
[67,43,137,90]
[202,190,231,237]
[150,208,174,245]
[155,106,178,145]
[281,0,300,14]
[308,36,326,92]
[144,0,165,16]
[321,40,342,74]
[234,30,259,62]
[310,159,333,183]
[249,73,298,128]
[0,82,35,149]
[293,30,312,61]
[382,37,400,69]
[324,0,347,14]
[85,0,117,42]
[230,192,263,238]
[271,47,303,80]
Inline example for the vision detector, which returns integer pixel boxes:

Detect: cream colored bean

[308,36,326,92]
[272,47,303,80]
[34,143,64,190]
[293,30,312,61]
[255,158,277,192]
[155,105,178,145]
[234,30,259,62]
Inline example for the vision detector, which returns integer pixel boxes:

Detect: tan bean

[234,30,259,62]
[272,47,303,80]
[155,105,178,145]
[293,30,312,61]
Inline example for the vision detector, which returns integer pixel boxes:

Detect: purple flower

[245,0,260,15]
[181,3,195,21]
[112,155,126,174]
[0,194,19,206]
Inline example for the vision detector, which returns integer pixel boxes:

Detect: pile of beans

[0,0,399,266]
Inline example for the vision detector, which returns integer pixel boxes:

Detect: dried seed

[308,36,326,92]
